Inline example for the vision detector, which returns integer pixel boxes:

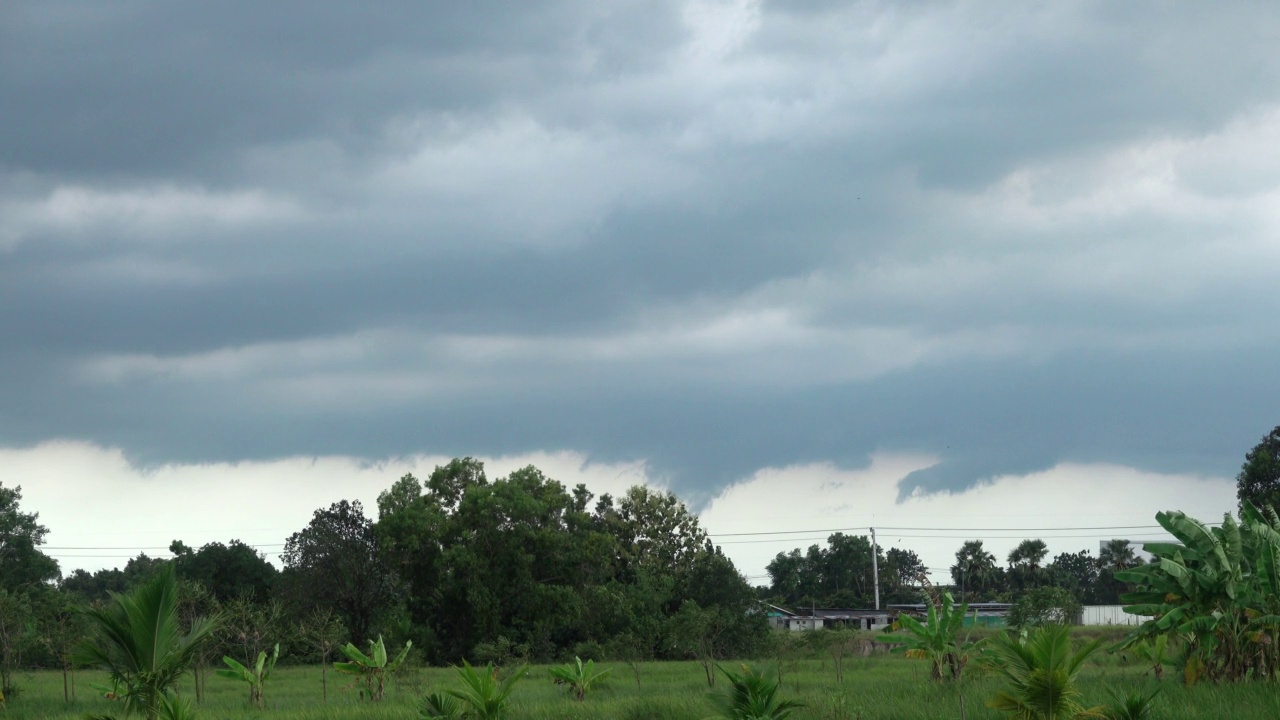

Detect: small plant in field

[983,625,1104,720]
[818,690,860,720]
[1121,635,1170,681]
[420,691,467,720]
[333,635,411,701]
[708,664,804,720]
[216,643,278,707]
[1102,686,1160,720]
[442,660,523,720]
[549,656,611,701]
[77,564,219,720]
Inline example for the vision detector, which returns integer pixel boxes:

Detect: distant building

[766,605,891,632]
[887,602,1012,628]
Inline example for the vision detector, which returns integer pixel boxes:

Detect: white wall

[1081,605,1150,626]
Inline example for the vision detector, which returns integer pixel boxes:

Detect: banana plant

[216,643,278,708]
[1117,506,1280,683]
[887,592,977,680]
[1126,635,1170,680]
[333,635,412,701]
[548,656,611,701]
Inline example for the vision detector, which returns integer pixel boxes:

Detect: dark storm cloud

[4,0,1280,500]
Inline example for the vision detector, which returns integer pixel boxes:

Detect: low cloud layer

[3,2,1278,514]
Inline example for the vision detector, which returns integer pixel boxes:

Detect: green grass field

[5,635,1280,719]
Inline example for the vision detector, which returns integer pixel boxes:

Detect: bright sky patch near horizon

[1,1,1274,583]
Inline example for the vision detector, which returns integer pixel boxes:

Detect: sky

[2,1,1276,584]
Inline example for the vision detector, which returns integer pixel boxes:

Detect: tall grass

[6,634,1280,720]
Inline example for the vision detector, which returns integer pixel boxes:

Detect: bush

[1008,586,1082,629]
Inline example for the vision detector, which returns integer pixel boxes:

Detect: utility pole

[871,526,881,611]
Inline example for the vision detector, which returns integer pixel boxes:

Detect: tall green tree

[170,539,277,602]
[1236,425,1280,513]
[280,500,394,644]
[883,547,927,603]
[1046,550,1100,604]
[374,473,449,653]
[0,483,59,590]
[0,589,31,699]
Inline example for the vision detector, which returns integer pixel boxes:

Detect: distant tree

[121,553,169,588]
[0,589,31,699]
[950,540,1000,601]
[1237,426,1280,513]
[35,589,86,703]
[61,567,127,603]
[1008,586,1082,629]
[1098,539,1138,572]
[280,500,394,644]
[171,539,277,602]
[883,547,928,604]
[1097,539,1144,604]
[0,483,59,590]
[1007,539,1049,591]
[1046,550,1100,605]
[1007,539,1049,570]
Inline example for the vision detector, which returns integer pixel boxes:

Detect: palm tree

[1099,540,1138,572]
[951,540,999,601]
[984,625,1104,720]
[1008,539,1050,590]
[77,564,219,720]
[1008,540,1049,571]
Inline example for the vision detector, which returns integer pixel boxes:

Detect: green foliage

[707,664,804,720]
[0,483,60,591]
[333,634,411,701]
[216,643,279,707]
[1125,635,1170,680]
[76,564,220,720]
[170,540,277,603]
[983,624,1104,720]
[419,691,467,720]
[1236,426,1280,513]
[0,589,32,700]
[1116,506,1280,682]
[1009,586,1083,629]
[280,500,394,646]
[1102,686,1160,720]
[888,592,976,681]
[549,656,611,701]
[951,540,1002,601]
[441,660,524,720]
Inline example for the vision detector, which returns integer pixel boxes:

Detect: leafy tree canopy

[0,483,59,590]
[1237,425,1280,513]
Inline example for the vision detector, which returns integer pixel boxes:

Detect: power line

[717,531,1178,546]
[42,544,286,551]
[708,524,1164,538]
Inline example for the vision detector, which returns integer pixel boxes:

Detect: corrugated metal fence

[1080,605,1151,626]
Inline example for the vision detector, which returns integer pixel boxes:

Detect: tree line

[0,459,768,694]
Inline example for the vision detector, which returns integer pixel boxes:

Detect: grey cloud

[3,1,1280,504]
